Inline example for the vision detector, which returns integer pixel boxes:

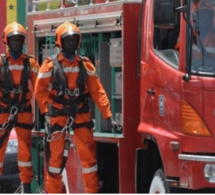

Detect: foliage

[38,1,60,11]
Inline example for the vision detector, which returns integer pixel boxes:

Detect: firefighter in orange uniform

[34,21,117,193]
[0,22,40,193]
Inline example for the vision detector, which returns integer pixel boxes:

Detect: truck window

[153,25,180,68]
[190,0,215,76]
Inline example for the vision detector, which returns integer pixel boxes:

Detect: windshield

[190,0,215,75]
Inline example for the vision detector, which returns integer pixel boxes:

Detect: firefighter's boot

[22,183,32,193]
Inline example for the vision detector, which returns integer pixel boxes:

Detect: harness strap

[20,56,30,104]
[48,121,94,133]
[51,55,88,98]
[45,133,70,177]
[51,54,68,95]
[72,121,94,130]
[16,123,34,129]
[0,122,33,130]
[0,55,30,105]
[0,55,13,89]
[0,105,32,113]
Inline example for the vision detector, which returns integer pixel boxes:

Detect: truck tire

[149,168,170,193]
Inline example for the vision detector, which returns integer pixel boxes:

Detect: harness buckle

[65,88,79,97]
[12,86,23,94]
[64,137,71,151]
[74,88,80,96]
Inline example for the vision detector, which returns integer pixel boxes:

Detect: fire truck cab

[26,0,215,193]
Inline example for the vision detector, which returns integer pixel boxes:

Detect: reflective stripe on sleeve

[49,166,61,174]
[82,165,98,174]
[38,71,52,79]
[18,161,32,167]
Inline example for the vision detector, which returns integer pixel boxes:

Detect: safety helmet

[2,22,26,45]
[55,21,81,48]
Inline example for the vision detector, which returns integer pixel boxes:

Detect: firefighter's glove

[107,117,122,132]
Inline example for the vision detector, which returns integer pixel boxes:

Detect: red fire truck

[26,0,215,193]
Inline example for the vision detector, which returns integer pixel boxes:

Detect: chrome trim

[179,154,215,163]
[33,12,122,35]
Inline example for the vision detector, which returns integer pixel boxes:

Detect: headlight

[6,139,18,154]
[204,164,215,183]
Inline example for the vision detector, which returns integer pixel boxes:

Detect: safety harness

[0,54,33,147]
[45,54,94,176]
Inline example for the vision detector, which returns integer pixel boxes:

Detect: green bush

[38,1,60,11]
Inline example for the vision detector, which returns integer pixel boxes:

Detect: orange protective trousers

[0,112,34,183]
[46,116,99,193]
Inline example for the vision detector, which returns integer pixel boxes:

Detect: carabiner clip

[9,106,18,121]
[46,131,61,142]
[2,121,9,130]
[52,130,63,141]
[46,134,53,142]
[66,116,74,128]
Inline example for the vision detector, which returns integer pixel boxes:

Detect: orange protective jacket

[34,52,112,124]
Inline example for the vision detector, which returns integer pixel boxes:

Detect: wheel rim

[149,169,167,193]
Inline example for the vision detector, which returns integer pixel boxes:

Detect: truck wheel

[149,168,170,193]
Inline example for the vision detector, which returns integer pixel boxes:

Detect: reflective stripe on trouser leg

[82,165,98,174]
[16,126,34,183]
[46,131,65,193]
[82,164,99,193]
[74,127,99,193]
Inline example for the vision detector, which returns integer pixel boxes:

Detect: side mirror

[153,0,180,29]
